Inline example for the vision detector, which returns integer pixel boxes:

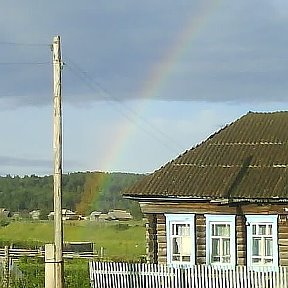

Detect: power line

[64,58,185,154]
[0,41,51,66]
[0,62,49,65]
[0,41,49,47]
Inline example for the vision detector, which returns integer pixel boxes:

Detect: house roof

[124,111,288,201]
[107,209,132,220]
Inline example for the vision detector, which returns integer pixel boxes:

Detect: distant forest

[0,172,144,219]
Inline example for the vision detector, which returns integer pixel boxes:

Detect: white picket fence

[89,262,288,288]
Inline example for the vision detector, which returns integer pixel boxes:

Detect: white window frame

[246,215,278,267]
[205,214,236,266]
[165,214,195,266]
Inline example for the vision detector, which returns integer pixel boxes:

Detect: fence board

[0,248,98,259]
[89,262,288,288]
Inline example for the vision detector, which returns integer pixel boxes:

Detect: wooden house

[123,111,288,268]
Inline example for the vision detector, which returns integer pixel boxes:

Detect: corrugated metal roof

[124,111,288,200]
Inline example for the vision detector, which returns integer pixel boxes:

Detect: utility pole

[52,35,64,288]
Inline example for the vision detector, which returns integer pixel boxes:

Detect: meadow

[0,220,146,287]
[0,220,146,261]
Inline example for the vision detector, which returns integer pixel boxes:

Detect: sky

[1,0,288,176]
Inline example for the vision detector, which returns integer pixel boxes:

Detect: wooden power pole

[52,35,64,288]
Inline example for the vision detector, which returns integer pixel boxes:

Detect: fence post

[3,245,10,288]
[45,244,56,288]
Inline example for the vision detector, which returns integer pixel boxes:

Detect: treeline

[0,172,144,218]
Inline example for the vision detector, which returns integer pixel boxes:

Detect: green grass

[3,258,91,288]
[0,220,146,261]
[0,220,146,287]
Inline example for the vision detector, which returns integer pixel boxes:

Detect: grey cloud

[0,0,288,107]
[0,155,82,176]
[0,156,51,168]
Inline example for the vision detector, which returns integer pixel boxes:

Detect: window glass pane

[212,239,220,257]
[224,225,230,236]
[180,236,192,255]
[172,224,176,235]
[265,238,272,256]
[267,225,272,235]
[172,231,192,256]
[259,225,266,235]
[216,225,224,236]
[252,224,257,235]
[252,258,261,263]
[223,256,231,263]
[223,239,230,255]
[172,238,179,254]
[252,238,260,256]
[181,225,190,236]
[212,256,220,262]
[175,224,181,235]
[212,224,221,236]
[172,255,180,261]
[182,256,191,262]
[212,224,230,236]
[264,259,272,264]
[212,224,216,236]
[174,224,190,236]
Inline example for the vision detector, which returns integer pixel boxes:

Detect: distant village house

[29,210,41,220]
[48,209,80,221]
[0,208,11,218]
[89,209,133,222]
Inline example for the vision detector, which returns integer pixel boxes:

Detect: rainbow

[139,0,223,100]
[98,0,223,173]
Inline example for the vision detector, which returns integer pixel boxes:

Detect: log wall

[142,202,288,265]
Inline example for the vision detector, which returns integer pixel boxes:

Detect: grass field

[0,220,146,261]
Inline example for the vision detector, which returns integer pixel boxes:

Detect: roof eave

[124,195,288,204]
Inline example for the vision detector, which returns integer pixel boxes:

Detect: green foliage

[0,216,10,227]
[0,240,45,249]
[0,221,146,287]
[0,171,144,218]
[114,223,129,231]
[5,258,90,288]
[87,172,144,219]
[64,259,90,288]
[12,258,44,288]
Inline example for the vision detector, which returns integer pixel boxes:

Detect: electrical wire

[0,41,49,47]
[0,62,49,65]
[64,57,185,155]
[0,41,185,155]
[0,41,50,65]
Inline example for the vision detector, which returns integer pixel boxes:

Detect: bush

[12,258,44,288]
[114,223,129,231]
[6,258,90,288]
[0,217,10,227]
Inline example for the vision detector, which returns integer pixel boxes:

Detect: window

[165,214,195,265]
[246,215,278,267]
[205,215,236,266]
